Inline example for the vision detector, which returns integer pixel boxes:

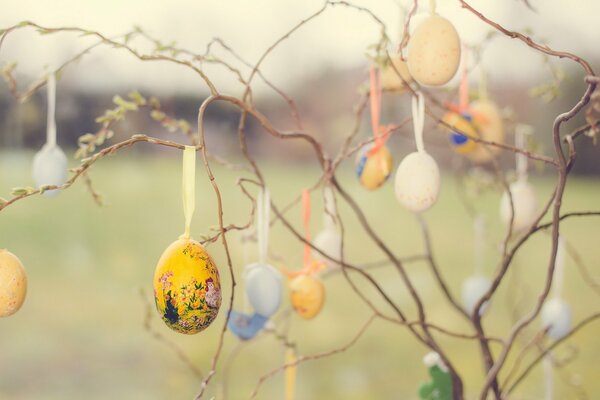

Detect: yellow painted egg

[407,15,461,87]
[381,54,413,93]
[355,144,393,190]
[442,111,479,154]
[0,249,27,318]
[394,151,440,213]
[289,275,325,320]
[153,238,221,334]
[468,100,504,163]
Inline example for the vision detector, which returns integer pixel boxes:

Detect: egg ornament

[244,262,282,318]
[32,144,68,197]
[499,179,538,234]
[356,144,393,190]
[541,298,572,340]
[407,15,461,87]
[32,72,67,197]
[394,151,440,213]
[442,111,479,155]
[228,310,269,341]
[153,238,221,334]
[461,275,491,315]
[312,227,342,267]
[466,100,504,163]
[0,249,28,318]
[381,54,413,93]
[289,274,325,320]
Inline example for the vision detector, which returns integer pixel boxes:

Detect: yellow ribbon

[181,146,196,240]
[285,348,297,400]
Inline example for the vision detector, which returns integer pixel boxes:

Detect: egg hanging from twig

[0,249,28,318]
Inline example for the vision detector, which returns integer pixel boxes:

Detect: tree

[1,1,599,399]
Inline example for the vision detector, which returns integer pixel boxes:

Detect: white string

[46,72,57,147]
[515,124,531,182]
[323,186,336,229]
[429,0,437,14]
[411,91,425,153]
[474,215,485,275]
[543,356,554,400]
[257,187,270,264]
[553,236,565,299]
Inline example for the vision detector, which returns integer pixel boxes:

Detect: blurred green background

[0,150,598,399]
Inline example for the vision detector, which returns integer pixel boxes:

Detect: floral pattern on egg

[153,239,221,334]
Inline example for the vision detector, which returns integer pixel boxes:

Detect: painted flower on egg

[153,238,221,334]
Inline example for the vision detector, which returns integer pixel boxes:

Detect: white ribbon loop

[411,91,425,153]
[46,72,57,148]
[181,146,196,240]
[257,187,270,264]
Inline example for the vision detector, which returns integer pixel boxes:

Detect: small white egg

[499,180,538,233]
[32,144,68,197]
[394,151,440,213]
[381,54,413,93]
[407,15,461,87]
[312,228,342,267]
[244,263,282,318]
[461,275,491,315]
[541,298,572,340]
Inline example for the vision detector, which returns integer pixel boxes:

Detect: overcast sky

[0,0,598,97]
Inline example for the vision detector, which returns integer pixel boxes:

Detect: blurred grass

[0,150,599,399]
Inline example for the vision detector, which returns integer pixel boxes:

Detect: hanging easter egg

[461,275,491,315]
[356,144,393,190]
[381,54,413,93]
[244,262,282,318]
[499,180,538,233]
[153,238,221,334]
[541,298,572,340]
[32,144,68,197]
[407,15,461,87]
[467,100,504,163]
[289,274,325,320]
[394,151,440,213]
[442,111,479,155]
[0,249,28,318]
[312,228,342,266]
[228,310,268,340]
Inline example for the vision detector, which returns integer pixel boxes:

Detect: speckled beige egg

[381,54,413,93]
[499,179,538,233]
[407,15,461,87]
[467,100,505,163]
[394,151,440,213]
[0,249,27,318]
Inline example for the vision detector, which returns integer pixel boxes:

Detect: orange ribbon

[367,65,396,156]
[444,49,489,124]
[281,190,326,279]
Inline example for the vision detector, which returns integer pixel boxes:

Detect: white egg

[312,228,342,266]
[244,262,282,318]
[407,15,461,87]
[32,144,68,197]
[541,298,572,340]
[394,152,440,213]
[461,275,491,315]
[499,180,538,233]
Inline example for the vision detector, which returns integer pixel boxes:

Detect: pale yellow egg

[0,249,27,318]
[289,275,325,320]
[407,15,461,87]
[381,54,413,93]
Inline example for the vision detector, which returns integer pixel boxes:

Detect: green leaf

[128,90,146,105]
[0,197,7,205]
[151,110,166,121]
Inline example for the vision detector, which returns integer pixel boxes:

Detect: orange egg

[153,238,221,334]
[0,249,27,318]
